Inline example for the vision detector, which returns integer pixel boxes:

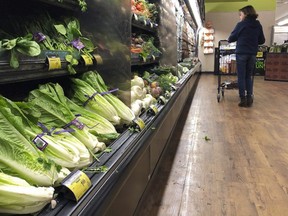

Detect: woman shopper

[228,5,265,107]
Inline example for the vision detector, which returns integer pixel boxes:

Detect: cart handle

[218,40,229,46]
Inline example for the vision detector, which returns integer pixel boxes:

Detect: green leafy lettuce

[81,71,135,125]
[0,172,54,214]
[0,96,60,186]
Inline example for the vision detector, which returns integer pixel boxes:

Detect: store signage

[256,61,264,69]
[255,51,266,75]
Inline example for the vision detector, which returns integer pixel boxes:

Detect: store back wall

[199,10,275,72]
[199,0,275,72]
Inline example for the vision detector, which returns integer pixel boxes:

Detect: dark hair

[239,5,258,19]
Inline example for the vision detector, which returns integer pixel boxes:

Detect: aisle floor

[135,74,288,216]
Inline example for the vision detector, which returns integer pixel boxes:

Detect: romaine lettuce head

[0,172,54,214]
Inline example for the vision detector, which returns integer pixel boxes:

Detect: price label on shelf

[81,55,93,66]
[133,117,145,131]
[171,85,177,91]
[134,13,138,21]
[158,96,167,105]
[150,22,153,28]
[47,56,61,70]
[93,54,103,65]
[256,52,263,58]
[165,91,172,99]
[61,170,91,202]
[148,104,158,116]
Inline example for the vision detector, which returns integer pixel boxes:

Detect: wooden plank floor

[135,74,288,216]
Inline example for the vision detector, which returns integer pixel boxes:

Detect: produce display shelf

[132,14,158,33]
[0,51,107,84]
[131,53,160,66]
[38,62,201,216]
[132,21,157,33]
[38,95,168,216]
[0,69,70,84]
[0,67,97,84]
[36,0,80,11]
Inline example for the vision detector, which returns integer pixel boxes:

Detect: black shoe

[238,97,247,107]
[247,96,253,107]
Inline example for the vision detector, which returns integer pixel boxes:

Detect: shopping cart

[216,40,257,102]
[216,40,238,102]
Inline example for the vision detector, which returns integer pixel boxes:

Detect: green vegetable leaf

[78,0,87,12]
[71,58,79,65]
[0,96,60,186]
[26,83,102,153]
[1,38,17,50]
[16,40,41,56]
[23,33,34,41]
[54,24,67,36]
[81,71,135,125]
[66,20,82,40]
[70,78,120,125]
[103,147,112,153]
[65,54,73,62]
[67,20,80,32]
[67,98,118,138]
[81,37,95,52]
[10,49,19,68]
[68,28,82,41]
[0,172,55,214]
[67,64,77,75]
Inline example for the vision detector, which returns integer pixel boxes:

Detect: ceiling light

[187,0,203,28]
[274,26,288,32]
[278,19,288,25]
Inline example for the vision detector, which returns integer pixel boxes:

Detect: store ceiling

[276,0,288,23]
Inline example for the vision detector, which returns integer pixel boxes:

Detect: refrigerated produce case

[35,63,200,216]
[0,0,202,215]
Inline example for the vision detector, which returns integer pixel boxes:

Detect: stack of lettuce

[0,71,136,214]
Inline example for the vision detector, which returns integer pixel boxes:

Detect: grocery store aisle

[135,74,288,216]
